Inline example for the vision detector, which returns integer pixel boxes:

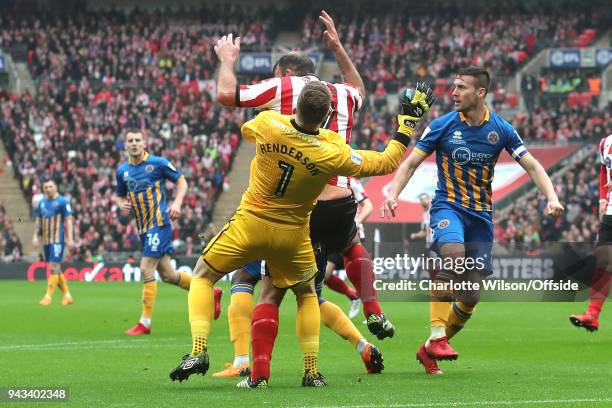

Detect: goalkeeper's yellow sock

[297,293,320,375]
[45,275,59,298]
[446,302,474,340]
[303,355,319,376]
[177,271,192,290]
[189,277,215,355]
[320,300,363,346]
[228,292,254,358]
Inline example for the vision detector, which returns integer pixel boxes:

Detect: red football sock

[343,244,381,316]
[325,274,359,300]
[588,268,611,318]
[251,303,279,381]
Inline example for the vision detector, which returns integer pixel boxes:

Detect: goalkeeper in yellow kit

[169,80,435,387]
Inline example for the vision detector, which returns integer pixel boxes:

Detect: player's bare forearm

[216,60,238,106]
[66,216,74,244]
[319,10,366,97]
[520,154,558,202]
[116,195,133,216]
[356,198,373,224]
[173,177,188,206]
[168,177,188,220]
[388,151,426,200]
[334,46,366,98]
[115,195,125,208]
[32,217,41,243]
[414,228,428,239]
[214,34,240,106]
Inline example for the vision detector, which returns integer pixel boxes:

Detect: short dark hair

[124,127,144,139]
[297,81,331,126]
[42,177,57,186]
[273,53,315,77]
[457,66,491,94]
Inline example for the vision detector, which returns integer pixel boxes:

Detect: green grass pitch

[0,280,611,407]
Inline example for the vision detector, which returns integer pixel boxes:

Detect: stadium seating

[497,148,600,247]
[299,4,607,149]
[0,5,276,259]
[0,3,609,260]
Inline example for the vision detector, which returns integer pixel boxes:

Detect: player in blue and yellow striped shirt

[115,128,192,335]
[382,67,564,374]
[33,178,74,306]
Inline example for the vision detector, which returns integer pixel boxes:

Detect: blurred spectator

[0,203,23,262]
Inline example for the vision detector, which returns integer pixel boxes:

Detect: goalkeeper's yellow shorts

[201,208,317,288]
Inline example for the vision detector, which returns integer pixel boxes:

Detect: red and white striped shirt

[238,75,364,189]
[598,134,612,215]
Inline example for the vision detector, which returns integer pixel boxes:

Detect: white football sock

[139,316,152,328]
[356,338,368,354]
[233,355,250,367]
[425,326,446,347]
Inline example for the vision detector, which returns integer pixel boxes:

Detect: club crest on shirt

[145,165,154,173]
[487,131,499,145]
[438,219,450,229]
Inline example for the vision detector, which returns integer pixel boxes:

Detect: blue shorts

[140,225,174,258]
[43,243,65,263]
[429,200,493,275]
[242,261,263,279]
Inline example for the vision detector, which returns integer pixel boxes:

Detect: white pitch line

[296,397,612,408]
[0,338,180,351]
[0,333,301,351]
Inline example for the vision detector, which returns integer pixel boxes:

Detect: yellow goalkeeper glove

[397,82,436,137]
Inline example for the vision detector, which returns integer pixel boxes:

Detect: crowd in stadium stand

[512,102,611,144]
[0,3,610,261]
[496,149,600,251]
[0,5,274,260]
[300,4,607,148]
[528,68,603,110]
[0,203,23,262]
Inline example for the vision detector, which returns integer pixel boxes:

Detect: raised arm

[319,10,366,98]
[214,34,241,107]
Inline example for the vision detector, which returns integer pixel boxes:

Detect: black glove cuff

[394,132,411,147]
